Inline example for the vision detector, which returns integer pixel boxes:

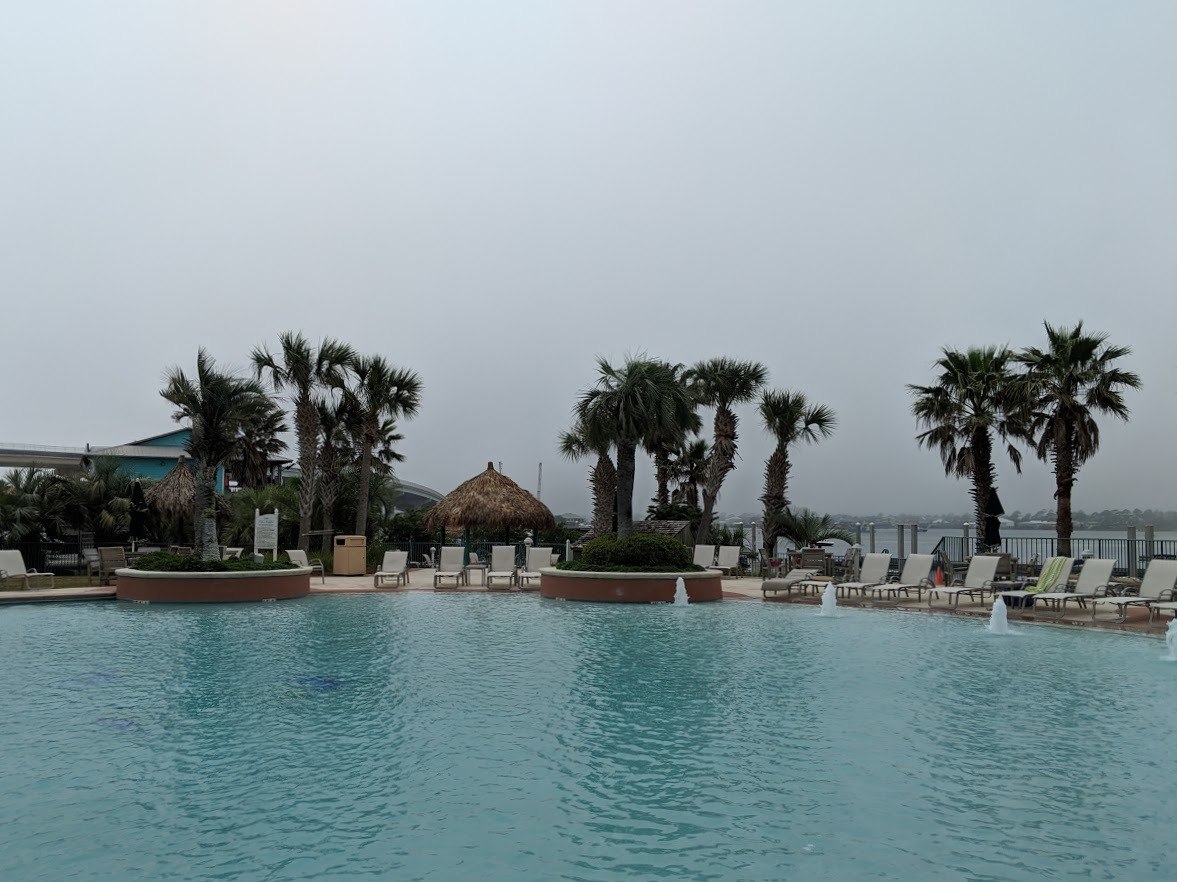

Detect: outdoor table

[992,580,1035,609]
[464,563,488,586]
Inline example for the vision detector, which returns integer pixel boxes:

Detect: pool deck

[1,571,1167,637]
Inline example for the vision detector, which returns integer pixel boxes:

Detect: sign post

[254,507,279,560]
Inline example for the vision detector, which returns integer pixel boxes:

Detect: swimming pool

[2,594,1174,880]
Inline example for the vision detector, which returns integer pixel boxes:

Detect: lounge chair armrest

[1159,589,1177,602]
[1093,583,1114,597]
[951,578,963,586]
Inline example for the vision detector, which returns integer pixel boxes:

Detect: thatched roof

[146,460,230,520]
[424,462,556,532]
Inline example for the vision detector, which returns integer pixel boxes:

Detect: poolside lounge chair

[994,556,1073,612]
[286,549,325,584]
[825,552,891,598]
[374,551,410,588]
[517,546,551,590]
[97,547,127,586]
[861,553,935,601]
[0,550,55,590]
[710,545,741,577]
[693,545,716,568]
[1090,559,1177,623]
[926,554,1000,608]
[433,547,468,589]
[1030,558,1115,618]
[485,546,517,590]
[761,568,819,599]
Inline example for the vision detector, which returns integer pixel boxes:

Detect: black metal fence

[933,535,1177,577]
[1,539,91,574]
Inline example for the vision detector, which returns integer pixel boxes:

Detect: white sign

[254,507,279,555]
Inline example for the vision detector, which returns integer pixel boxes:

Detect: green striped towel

[1030,556,1068,593]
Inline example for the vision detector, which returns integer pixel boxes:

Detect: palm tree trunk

[355,436,373,537]
[697,407,738,545]
[294,398,319,552]
[1054,420,1075,558]
[615,442,637,538]
[653,449,670,508]
[970,428,995,553]
[760,445,789,557]
[195,464,219,561]
[590,453,616,537]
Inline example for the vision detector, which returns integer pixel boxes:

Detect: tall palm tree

[162,349,270,559]
[575,356,696,538]
[668,438,709,508]
[344,355,422,536]
[758,389,837,557]
[644,363,701,509]
[252,333,354,551]
[558,419,617,537]
[229,397,288,489]
[1016,322,1141,557]
[909,346,1027,549]
[688,357,769,544]
[314,397,354,553]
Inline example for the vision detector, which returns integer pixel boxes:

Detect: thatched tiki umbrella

[146,458,229,546]
[424,463,556,563]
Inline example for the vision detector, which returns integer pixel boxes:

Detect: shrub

[562,533,696,572]
[130,552,297,573]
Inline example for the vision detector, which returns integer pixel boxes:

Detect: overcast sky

[2,2,1175,519]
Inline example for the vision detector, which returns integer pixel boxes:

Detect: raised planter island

[116,566,312,603]
[538,567,722,603]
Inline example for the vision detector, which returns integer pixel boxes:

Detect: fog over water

[2,3,1175,518]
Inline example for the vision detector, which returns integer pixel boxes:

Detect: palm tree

[645,363,700,509]
[50,457,136,542]
[162,348,270,559]
[558,419,617,537]
[252,333,354,551]
[0,467,64,543]
[687,357,769,544]
[1016,322,1141,557]
[229,397,288,489]
[668,438,709,508]
[314,397,354,553]
[758,390,837,557]
[574,356,696,538]
[909,346,1027,549]
[344,355,422,536]
[773,508,854,550]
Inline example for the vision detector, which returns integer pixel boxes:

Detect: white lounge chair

[374,550,410,588]
[994,556,1073,613]
[693,545,716,568]
[433,547,468,589]
[517,546,551,590]
[1091,559,1177,623]
[859,553,935,601]
[926,554,1000,608]
[1029,558,1115,617]
[761,568,819,598]
[286,549,325,583]
[830,552,891,598]
[484,545,517,590]
[0,550,55,590]
[709,545,741,577]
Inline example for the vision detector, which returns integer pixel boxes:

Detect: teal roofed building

[85,429,227,493]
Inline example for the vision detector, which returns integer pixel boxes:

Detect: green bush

[561,533,697,572]
[130,552,298,573]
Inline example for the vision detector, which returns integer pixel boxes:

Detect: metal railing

[930,535,1177,578]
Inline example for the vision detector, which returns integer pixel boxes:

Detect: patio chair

[1030,558,1115,618]
[486,545,517,590]
[830,552,892,598]
[926,554,1000,608]
[761,568,819,599]
[710,545,741,577]
[693,545,716,568]
[517,546,551,591]
[1091,559,1177,623]
[286,549,325,584]
[433,547,468,589]
[994,556,1073,612]
[800,548,829,575]
[374,550,410,588]
[97,547,128,586]
[83,548,101,585]
[0,550,55,590]
[861,553,935,601]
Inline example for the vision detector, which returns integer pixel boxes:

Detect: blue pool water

[2,594,1176,880]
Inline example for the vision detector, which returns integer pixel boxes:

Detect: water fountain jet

[1165,620,1177,661]
[673,577,689,606]
[817,582,837,617]
[987,596,1011,635]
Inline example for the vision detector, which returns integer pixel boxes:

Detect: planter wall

[115,567,312,603]
[539,568,722,603]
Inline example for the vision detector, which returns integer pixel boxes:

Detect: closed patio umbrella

[983,489,1004,551]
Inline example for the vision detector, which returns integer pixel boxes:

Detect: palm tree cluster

[910,322,1140,556]
[0,459,140,547]
[561,355,838,547]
